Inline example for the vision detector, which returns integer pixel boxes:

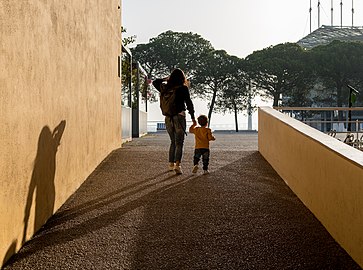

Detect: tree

[121,27,137,107]
[121,28,157,107]
[130,42,166,79]
[283,49,316,107]
[311,40,363,107]
[192,50,238,126]
[246,43,309,107]
[131,31,214,79]
[213,57,252,131]
[121,26,136,47]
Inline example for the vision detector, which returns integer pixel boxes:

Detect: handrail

[274,107,363,111]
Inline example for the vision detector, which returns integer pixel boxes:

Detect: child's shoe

[174,165,183,174]
[203,170,209,175]
[168,163,175,171]
[192,165,199,173]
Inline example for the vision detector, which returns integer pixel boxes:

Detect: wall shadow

[22,120,66,244]
[2,146,361,269]
[2,240,17,267]
[47,170,174,226]
[3,173,194,267]
[130,152,362,269]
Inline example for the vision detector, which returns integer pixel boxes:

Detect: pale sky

[122,0,363,58]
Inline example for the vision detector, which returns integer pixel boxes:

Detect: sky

[121,0,363,129]
[122,0,363,58]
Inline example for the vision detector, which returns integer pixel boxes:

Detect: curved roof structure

[297,25,363,49]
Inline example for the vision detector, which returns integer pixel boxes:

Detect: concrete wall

[258,107,363,268]
[139,110,148,137]
[0,0,121,266]
[122,106,132,143]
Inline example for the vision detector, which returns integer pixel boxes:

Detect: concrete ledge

[258,106,363,268]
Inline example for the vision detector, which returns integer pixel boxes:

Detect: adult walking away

[153,68,196,174]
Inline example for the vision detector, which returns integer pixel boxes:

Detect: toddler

[189,115,216,174]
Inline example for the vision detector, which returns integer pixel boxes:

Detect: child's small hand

[189,121,197,133]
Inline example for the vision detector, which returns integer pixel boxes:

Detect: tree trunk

[208,88,217,127]
[273,92,280,107]
[234,102,239,132]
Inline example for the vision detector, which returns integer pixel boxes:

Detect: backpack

[160,86,178,116]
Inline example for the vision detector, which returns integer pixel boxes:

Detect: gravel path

[3,132,361,270]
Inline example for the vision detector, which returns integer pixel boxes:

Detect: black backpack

[160,86,178,116]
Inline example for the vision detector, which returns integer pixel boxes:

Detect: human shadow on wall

[22,120,66,244]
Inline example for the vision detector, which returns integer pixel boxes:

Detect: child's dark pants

[193,148,210,170]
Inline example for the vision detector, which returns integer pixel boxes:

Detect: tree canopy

[213,57,252,131]
[131,31,214,79]
[310,40,363,107]
[246,42,311,107]
[125,29,363,130]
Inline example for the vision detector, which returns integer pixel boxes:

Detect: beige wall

[258,107,363,268]
[0,0,121,266]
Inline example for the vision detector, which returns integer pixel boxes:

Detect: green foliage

[131,31,214,79]
[191,50,250,125]
[310,40,363,106]
[121,26,158,108]
[121,27,136,47]
[127,29,363,131]
[121,50,155,108]
[193,52,250,125]
[214,57,251,114]
[213,58,253,131]
[246,43,312,107]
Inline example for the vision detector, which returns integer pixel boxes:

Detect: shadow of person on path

[22,120,66,244]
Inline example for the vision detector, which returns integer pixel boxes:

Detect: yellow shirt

[189,126,215,149]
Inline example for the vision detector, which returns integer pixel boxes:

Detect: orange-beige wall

[258,106,363,268]
[0,0,122,266]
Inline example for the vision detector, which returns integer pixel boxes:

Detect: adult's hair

[167,68,186,88]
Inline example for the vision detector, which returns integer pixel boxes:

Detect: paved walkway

[3,132,361,270]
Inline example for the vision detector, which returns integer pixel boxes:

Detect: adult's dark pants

[165,114,186,163]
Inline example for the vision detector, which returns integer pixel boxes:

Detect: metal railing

[274,107,363,151]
